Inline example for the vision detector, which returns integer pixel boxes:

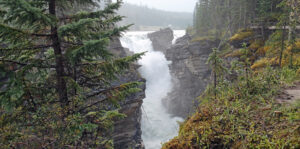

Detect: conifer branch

[0,24,52,38]
[0,59,56,68]
[0,44,53,51]
[0,0,55,26]
[58,1,122,21]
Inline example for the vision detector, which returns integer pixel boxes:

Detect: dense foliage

[0,0,143,148]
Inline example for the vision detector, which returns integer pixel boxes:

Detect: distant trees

[193,0,284,37]
[118,3,193,30]
[0,0,142,148]
[194,0,300,69]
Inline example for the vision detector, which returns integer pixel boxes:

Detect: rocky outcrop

[148,28,174,54]
[164,35,218,118]
[112,68,145,149]
[109,38,145,149]
[147,29,218,118]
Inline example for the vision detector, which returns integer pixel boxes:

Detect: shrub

[229,30,254,42]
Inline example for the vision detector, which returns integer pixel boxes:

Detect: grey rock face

[147,28,174,54]
[109,38,145,149]
[164,35,218,118]
[112,69,145,149]
[147,29,218,118]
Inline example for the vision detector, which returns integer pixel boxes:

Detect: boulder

[147,28,174,54]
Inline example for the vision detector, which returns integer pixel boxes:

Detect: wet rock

[148,28,174,54]
[164,35,219,118]
[109,38,145,149]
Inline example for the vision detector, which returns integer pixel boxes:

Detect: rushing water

[120,30,185,149]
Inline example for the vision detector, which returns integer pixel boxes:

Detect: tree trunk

[49,0,68,106]
[243,4,247,28]
[239,5,242,29]
[279,22,286,67]
[288,0,298,68]
[214,51,217,100]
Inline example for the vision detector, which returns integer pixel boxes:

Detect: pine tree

[207,48,228,99]
[0,0,143,148]
[287,0,300,68]
[277,0,290,67]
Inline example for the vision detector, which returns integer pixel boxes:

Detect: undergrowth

[163,27,300,149]
[162,66,300,149]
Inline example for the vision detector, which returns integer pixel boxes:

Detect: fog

[114,0,197,12]
[117,3,193,30]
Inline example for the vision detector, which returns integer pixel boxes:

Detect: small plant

[207,48,229,99]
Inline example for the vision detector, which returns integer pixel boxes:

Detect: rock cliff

[165,36,218,117]
[109,38,146,149]
[148,30,218,118]
[112,69,145,149]
[148,28,174,54]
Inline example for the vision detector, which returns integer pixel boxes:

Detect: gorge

[120,30,186,149]
[114,28,217,149]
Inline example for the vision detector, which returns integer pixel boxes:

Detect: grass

[164,29,300,149]
[162,66,300,149]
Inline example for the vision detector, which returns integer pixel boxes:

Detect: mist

[117,3,193,31]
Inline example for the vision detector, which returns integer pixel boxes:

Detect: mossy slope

[163,30,300,149]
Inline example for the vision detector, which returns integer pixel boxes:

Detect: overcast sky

[117,0,197,13]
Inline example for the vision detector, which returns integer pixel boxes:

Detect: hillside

[161,0,300,147]
[117,3,193,31]
[162,30,300,148]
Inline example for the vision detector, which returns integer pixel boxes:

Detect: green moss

[230,30,254,42]
[191,36,215,43]
[249,39,265,50]
[163,68,300,149]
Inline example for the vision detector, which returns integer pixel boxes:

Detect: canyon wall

[148,29,218,118]
[109,39,146,149]
[164,36,218,117]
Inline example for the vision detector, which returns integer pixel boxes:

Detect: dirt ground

[276,82,300,104]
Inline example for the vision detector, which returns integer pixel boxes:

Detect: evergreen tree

[0,0,143,148]
[207,48,228,99]
[287,0,300,67]
[277,0,290,67]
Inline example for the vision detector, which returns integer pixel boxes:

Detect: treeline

[193,0,299,40]
[118,3,193,30]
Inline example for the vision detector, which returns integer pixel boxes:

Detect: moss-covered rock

[229,30,254,48]
[230,30,254,42]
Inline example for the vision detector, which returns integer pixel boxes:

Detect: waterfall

[120,31,185,149]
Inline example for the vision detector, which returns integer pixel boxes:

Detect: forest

[0,0,299,149]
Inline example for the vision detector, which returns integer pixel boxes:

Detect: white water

[172,30,186,44]
[120,31,185,149]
